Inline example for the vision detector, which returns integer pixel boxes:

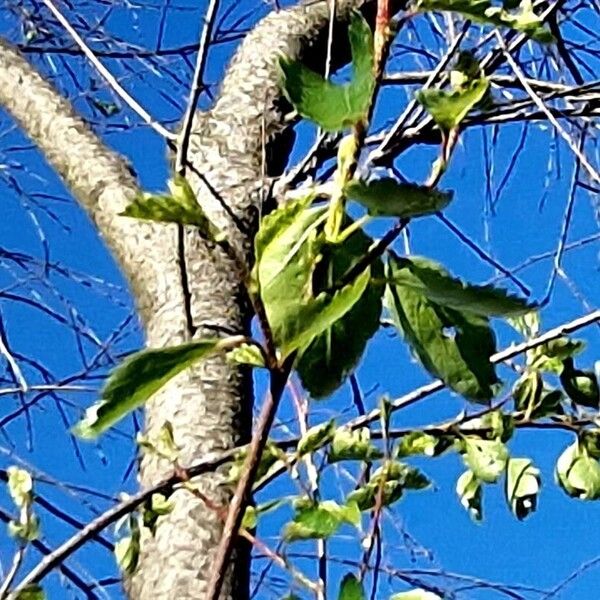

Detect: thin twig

[496,31,600,184]
[11,311,600,592]
[40,0,176,140]
[175,0,221,173]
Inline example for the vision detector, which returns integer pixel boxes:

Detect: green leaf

[396,431,453,457]
[387,256,533,317]
[512,372,564,419]
[529,338,585,374]
[122,175,224,241]
[242,499,284,530]
[297,420,336,456]
[137,421,180,462]
[115,515,141,575]
[328,427,383,462]
[283,500,360,541]
[416,0,553,42]
[8,514,40,542]
[14,586,45,600]
[73,338,239,438]
[462,437,508,483]
[255,196,372,358]
[556,442,600,500]
[226,343,266,368]
[346,461,429,511]
[296,226,383,397]
[390,590,442,600]
[417,78,489,131]
[142,493,174,533]
[580,430,600,460]
[385,255,502,402]
[505,458,540,520]
[344,179,453,217]
[338,574,366,600]
[280,12,375,131]
[460,410,514,443]
[560,363,600,409]
[456,469,483,521]
[7,467,33,509]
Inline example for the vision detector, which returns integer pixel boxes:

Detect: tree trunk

[0,1,391,597]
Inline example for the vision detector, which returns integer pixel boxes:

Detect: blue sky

[0,1,598,598]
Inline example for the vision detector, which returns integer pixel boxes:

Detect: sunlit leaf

[387,256,533,317]
[346,461,429,511]
[14,586,45,600]
[328,427,383,462]
[280,12,375,131]
[344,179,453,217]
[555,442,600,500]
[505,458,540,520]
[416,0,553,42]
[297,420,336,456]
[338,573,366,600]
[255,196,372,358]
[456,469,482,521]
[122,175,224,241]
[462,437,508,483]
[115,516,141,575]
[390,590,442,600]
[417,78,489,131]
[560,362,600,409]
[283,500,360,541]
[386,254,502,402]
[296,226,383,397]
[73,338,240,438]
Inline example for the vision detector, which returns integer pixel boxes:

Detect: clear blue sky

[0,1,598,598]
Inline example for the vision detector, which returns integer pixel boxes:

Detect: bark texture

[0,1,394,597]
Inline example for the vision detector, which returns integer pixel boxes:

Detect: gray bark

[0,0,389,597]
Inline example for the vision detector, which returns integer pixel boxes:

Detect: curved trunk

[0,1,397,598]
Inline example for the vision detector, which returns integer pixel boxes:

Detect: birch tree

[0,0,598,599]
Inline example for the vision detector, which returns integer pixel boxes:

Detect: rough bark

[0,0,396,597]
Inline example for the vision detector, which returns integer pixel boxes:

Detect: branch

[11,309,599,593]
[0,40,186,328]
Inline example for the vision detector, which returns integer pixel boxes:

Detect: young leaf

[456,469,483,521]
[460,410,514,443]
[256,197,373,358]
[505,458,540,520]
[386,255,502,402]
[560,362,600,409]
[462,437,508,483]
[387,256,533,317]
[73,338,240,438]
[7,467,33,509]
[297,420,336,456]
[396,431,452,457]
[346,461,429,511]
[529,338,584,374]
[417,78,489,131]
[283,500,360,541]
[14,586,45,600]
[226,343,266,368]
[122,175,223,241]
[390,590,442,600]
[280,12,375,131]
[344,179,453,218]
[338,574,366,600]
[296,226,384,397]
[115,516,141,575]
[555,442,600,500]
[328,427,383,462]
[415,0,552,42]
